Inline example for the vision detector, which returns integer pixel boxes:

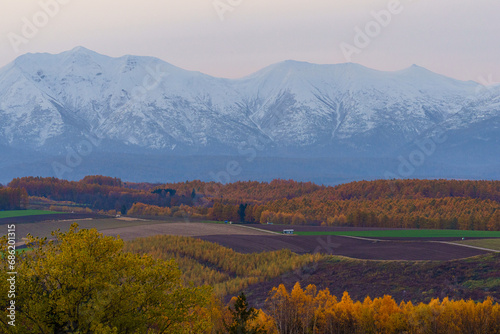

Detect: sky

[1,0,499,83]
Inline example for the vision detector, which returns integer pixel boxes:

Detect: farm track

[435,241,500,253]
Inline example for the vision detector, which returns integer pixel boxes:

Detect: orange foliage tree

[263,283,500,333]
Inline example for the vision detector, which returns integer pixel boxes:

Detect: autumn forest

[4,176,499,231]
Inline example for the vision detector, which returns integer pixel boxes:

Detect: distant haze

[0,0,499,83]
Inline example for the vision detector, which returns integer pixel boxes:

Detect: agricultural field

[94,220,494,260]
[251,224,500,238]
[246,253,500,307]
[99,221,274,240]
[122,232,499,305]
[0,209,62,219]
[2,211,498,310]
[6,216,496,261]
[293,229,500,238]
[11,218,167,241]
[199,234,488,260]
[117,223,500,305]
[124,234,319,297]
[0,211,101,225]
[0,247,32,258]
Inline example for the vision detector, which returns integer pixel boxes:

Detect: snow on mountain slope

[1,47,258,151]
[0,47,496,158]
[233,60,481,149]
[0,62,66,147]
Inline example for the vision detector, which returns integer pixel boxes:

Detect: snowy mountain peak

[73,45,94,52]
[0,47,496,156]
[66,45,98,55]
[408,63,426,70]
[0,47,498,182]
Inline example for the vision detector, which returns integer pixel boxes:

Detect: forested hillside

[5,176,500,231]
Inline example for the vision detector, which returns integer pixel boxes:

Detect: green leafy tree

[0,224,212,333]
[224,292,265,334]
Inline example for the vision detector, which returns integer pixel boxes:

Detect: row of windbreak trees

[241,197,500,230]
[124,234,320,297]
[127,198,500,231]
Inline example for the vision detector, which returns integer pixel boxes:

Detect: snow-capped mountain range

[0,47,498,183]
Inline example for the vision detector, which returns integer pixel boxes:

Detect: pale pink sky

[1,0,499,83]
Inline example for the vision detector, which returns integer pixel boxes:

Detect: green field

[1,247,33,258]
[455,238,500,251]
[0,210,63,219]
[294,229,500,238]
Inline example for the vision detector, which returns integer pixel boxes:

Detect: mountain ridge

[0,47,498,184]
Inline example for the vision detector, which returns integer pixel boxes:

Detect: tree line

[0,187,28,211]
[6,176,500,230]
[153,179,500,203]
[8,176,195,212]
[128,197,499,231]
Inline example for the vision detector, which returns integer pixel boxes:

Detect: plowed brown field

[99,222,489,260]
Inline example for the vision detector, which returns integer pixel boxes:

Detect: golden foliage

[124,235,322,296]
[0,225,212,333]
[127,202,172,216]
[8,176,500,231]
[262,283,500,334]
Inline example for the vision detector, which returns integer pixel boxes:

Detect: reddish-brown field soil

[199,234,488,260]
[244,253,500,307]
[97,221,490,260]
